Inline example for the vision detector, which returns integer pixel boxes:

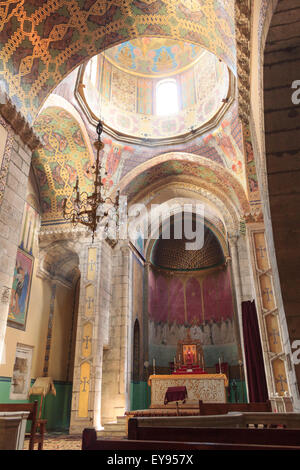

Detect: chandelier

[62,120,120,242]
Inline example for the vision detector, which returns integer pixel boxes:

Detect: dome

[76,37,232,144]
[151,222,225,271]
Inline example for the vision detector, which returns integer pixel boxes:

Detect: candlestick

[153,358,156,375]
[219,357,222,374]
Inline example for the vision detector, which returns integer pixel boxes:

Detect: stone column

[69,240,104,433]
[246,223,296,410]
[101,241,131,423]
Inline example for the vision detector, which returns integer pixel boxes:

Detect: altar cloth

[148,374,228,407]
[164,386,188,405]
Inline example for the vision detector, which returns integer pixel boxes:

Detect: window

[156,79,179,116]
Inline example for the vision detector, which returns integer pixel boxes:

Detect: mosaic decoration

[0,0,236,123]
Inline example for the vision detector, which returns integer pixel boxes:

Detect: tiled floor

[24,434,82,450]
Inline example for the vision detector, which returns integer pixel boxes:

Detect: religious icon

[183,344,196,365]
[8,248,34,330]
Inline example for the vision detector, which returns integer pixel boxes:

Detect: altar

[148,373,228,407]
[148,333,228,407]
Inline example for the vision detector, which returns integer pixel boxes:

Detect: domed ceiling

[151,223,225,271]
[103,38,204,77]
[77,38,231,143]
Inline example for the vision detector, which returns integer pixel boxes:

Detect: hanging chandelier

[62,120,120,242]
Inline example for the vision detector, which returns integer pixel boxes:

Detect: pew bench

[198,400,272,415]
[0,401,46,450]
[128,419,300,447]
[82,428,300,451]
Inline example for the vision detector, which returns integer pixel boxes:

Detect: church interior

[0,0,300,450]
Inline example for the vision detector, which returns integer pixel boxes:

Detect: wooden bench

[0,401,46,450]
[127,419,300,448]
[198,400,272,415]
[82,428,300,450]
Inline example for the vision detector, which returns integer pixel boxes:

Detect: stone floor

[24,434,82,450]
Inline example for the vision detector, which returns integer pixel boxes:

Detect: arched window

[156,79,179,116]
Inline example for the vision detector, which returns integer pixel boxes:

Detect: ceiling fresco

[121,156,250,215]
[81,45,230,140]
[103,37,205,77]
[32,106,95,224]
[0,0,236,123]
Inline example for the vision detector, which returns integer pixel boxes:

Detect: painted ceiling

[103,37,204,77]
[32,106,94,224]
[122,156,250,214]
[0,0,236,123]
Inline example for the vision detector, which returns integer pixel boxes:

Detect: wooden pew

[127,418,300,447]
[198,400,272,415]
[0,401,46,450]
[82,428,300,450]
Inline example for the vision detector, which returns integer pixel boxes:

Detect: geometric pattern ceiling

[0,0,236,123]
[32,106,94,225]
[151,224,225,271]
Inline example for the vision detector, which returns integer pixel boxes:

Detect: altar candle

[219,357,221,373]
[153,358,155,367]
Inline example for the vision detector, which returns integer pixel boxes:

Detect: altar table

[164,386,188,405]
[148,374,228,407]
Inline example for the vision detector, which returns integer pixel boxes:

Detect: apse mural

[148,267,238,368]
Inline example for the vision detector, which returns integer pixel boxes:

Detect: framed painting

[7,248,34,330]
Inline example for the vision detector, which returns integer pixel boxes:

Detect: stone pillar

[101,242,131,424]
[246,222,297,409]
[228,232,253,396]
[70,240,104,433]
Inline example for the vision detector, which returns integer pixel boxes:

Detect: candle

[219,357,221,374]
[153,358,155,367]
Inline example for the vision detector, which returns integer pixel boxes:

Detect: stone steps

[97,415,127,438]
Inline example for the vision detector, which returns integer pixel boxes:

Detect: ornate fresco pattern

[0,0,236,123]
[32,106,95,224]
[81,48,230,140]
[122,155,249,215]
[104,37,204,77]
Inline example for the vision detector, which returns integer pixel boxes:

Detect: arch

[119,152,250,215]
[0,1,236,123]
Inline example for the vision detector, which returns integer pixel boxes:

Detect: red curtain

[242,300,269,402]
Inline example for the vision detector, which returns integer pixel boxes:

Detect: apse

[148,216,238,370]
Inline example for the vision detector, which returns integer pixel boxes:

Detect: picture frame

[7,248,34,331]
